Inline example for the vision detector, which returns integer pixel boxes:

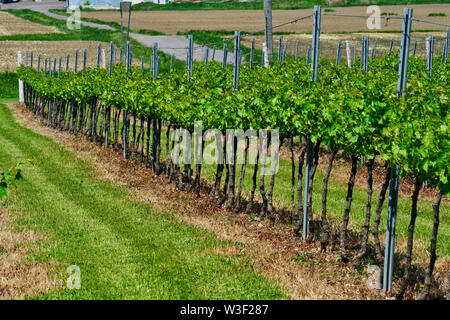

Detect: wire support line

[218,14,315,43]
[322,13,404,20]
[411,18,450,28]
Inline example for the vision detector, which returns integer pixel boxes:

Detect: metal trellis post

[250,38,255,69]
[109,41,114,75]
[83,48,87,74]
[74,49,79,73]
[303,5,321,240]
[97,43,101,69]
[306,46,311,66]
[66,54,70,72]
[442,28,449,63]
[336,40,342,66]
[58,56,61,77]
[383,7,413,295]
[426,36,434,79]
[233,31,241,90]
[223,43,228,70]
[371,39,377,59]
[204,46,209,70]
[277,35,282,63]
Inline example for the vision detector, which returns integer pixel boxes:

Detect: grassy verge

[47,9,165,36]
[0,100,286,299]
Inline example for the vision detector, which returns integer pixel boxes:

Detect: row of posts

[19,33,448,84]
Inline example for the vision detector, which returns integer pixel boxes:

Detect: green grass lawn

[0,101,286,299]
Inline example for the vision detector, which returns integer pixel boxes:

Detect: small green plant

[428,13,446,17]
[0,163,24,200]
[324,8,336,12]
[381,12,398,16]
[291,251,314,264]
[83,1,91,6]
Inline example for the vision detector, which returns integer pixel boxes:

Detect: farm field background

[80,4,450,34]
[0,11,60,36]
[0,41,112,72]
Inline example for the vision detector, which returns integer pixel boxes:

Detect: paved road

[129,33,233,64]
[0,0,234,63]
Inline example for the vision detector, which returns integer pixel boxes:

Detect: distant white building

[148,0,170,3]
[67,0,168,9]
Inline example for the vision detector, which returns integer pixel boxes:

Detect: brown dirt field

[0,40,113,72]
[241,30,448,59]
[0,11,60,36]
[81,4,450,35]
[0,206,63,299]
[9,102,449,300]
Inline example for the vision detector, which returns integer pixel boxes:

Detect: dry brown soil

[81,4,450,34]
[0,11,60,36]
[0,40,112,72]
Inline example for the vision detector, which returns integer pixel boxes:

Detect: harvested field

[81,4,450,35]
[0,41,113,72]
[0,11,60,36]
[241,31,449,60]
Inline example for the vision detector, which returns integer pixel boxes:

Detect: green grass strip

[0,102,286,299]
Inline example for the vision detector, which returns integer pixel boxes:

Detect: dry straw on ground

[81,4,450,35]
[0,41,112,72]
[0,11,60,36]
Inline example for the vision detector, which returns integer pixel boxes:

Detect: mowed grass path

[0,102,285,299]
